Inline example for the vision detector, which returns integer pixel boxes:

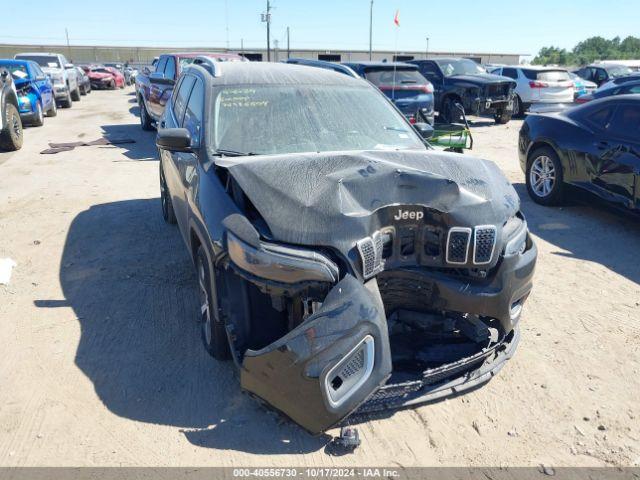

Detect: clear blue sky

[2,0,639,59]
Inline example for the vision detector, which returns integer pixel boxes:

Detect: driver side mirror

[150,72,174,85]
[156,128,192,152]
[413,122,434,140]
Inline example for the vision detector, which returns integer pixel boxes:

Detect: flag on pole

[394,10,400,27]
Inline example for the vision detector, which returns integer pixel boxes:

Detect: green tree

[532,36,640,66]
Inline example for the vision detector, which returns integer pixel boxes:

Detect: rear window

[364,68,426,86]
[522,69,570,82]
[15,55,60,68]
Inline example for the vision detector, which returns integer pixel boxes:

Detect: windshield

[15,55,59,68]
[435,59,485,76]
[364,68,427,86]
[211,85,426,156]
[607,66,633,78]
[0,63,29,80]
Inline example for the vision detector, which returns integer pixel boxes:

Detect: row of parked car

[0,52,137,151]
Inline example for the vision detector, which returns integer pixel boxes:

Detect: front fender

[241,275,392,434]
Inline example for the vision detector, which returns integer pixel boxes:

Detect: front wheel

[0,103,23,151]
[441,97,463,124]
[196,247,231,360]
[494,108,512,124]
[60,90,72,108]
[526,147,564,206]
[139,101,154,131]
[31,100,44,127]
[512,95,524,117]
[71,86,81,101]
[46,96,58,117]
[159,162,176,224]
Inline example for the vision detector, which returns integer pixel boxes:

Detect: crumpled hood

[448,73,515,86]
[221,149,520,253]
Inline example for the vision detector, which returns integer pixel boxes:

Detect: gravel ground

[0,88,638,467]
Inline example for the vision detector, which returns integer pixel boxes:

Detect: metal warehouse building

[0,44,522,65]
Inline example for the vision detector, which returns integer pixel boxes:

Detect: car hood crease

[221,150,519,253]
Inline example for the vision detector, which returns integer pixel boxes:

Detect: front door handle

[595,141,610,150]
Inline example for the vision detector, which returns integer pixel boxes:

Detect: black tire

[441,97,463,124]
[80,85,87,96]
[494,108,512,124]
[159,162,176,224]
[31,100,44,127]
[46,97,58,117]
[0,103,23,151]
[71,86,81,101]
[139,101,154,131]
[526,146,564,206]
[512,95,523,118]
[196,247,231,360]
[60,90,73,108]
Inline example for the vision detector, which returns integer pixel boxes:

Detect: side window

[182,79,204,145]
[625,85,640,94]
[155,57,167,73]
[608,104,640,141]
[172,75,196,124]
[502,68,518,79]
[583,105,615,130]
[171,76,184,108]
[419,62,442,83]
[164,57,176,80]
[595,69,608,83]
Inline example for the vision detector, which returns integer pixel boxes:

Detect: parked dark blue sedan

[0,59,57,126]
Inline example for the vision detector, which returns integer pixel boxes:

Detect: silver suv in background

[490,66,574,116]
[14,52,81,108]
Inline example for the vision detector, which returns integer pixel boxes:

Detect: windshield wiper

[383,126,408,132]
[212,148,258,157]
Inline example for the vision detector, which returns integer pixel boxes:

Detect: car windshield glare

[16,55,60,69]
[210,84,426,156]
[608,66,633,78]
[435,59,485,76]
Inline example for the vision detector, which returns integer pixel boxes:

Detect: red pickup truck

[135,52,246,130]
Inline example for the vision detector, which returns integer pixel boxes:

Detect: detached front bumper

[231,228,536,433]
[467,96,513,115]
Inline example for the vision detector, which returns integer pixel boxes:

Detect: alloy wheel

[198,261,212,347]
[529,155,556,198]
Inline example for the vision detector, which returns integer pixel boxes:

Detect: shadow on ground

[100,122,157,161]
[40,198,328,454]
[515,183,640,284]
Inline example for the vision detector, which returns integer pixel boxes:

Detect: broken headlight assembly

[226,232,339,284]
[504,215,528,256]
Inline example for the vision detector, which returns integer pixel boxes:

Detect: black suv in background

[0,68,23,151]
[573,64,634,87]
[410,58,516,124]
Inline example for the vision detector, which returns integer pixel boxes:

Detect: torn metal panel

[241,275,392,434]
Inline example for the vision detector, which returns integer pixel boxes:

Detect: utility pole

[368,0,373,60]
[274,39,279,62]
[241,38,244,57]
[65,28,71,60]
[286,26,290,59]
[426,37,430,59]
[261,1,272,61]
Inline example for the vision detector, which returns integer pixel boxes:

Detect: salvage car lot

[0,88,638,466]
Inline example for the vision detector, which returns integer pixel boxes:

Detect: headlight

[227,232,339,284]
[51,73,64,84]
[18,95,31,108]
[504,217,528,256]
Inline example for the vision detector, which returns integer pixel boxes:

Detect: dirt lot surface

[0,88,639,467]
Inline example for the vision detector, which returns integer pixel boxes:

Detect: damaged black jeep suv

[156,61,537,434]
